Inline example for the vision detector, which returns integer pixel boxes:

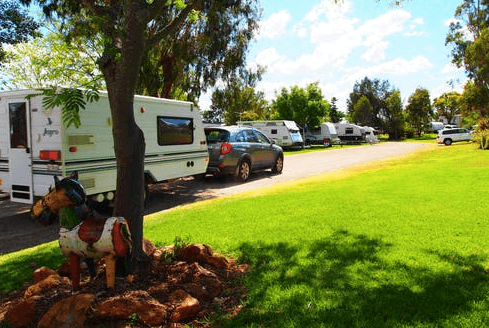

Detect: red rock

[32,266,58,284]
[169,289,201,323]
[94,290,167,326]
[24,274,71,298]
[184,282,210,299]
[4,296,40,328]
[180,244,229,269]
[189,263,223,299]
[37,294,95,328]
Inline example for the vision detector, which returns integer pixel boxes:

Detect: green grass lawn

[2,142,488,327]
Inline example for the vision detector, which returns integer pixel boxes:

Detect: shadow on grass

[218,230,489,328]
[0,242,64,294]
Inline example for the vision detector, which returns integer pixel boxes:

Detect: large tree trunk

[101,1,148,263]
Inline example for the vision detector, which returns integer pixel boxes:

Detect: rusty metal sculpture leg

[105,254,116,289]
[69,253,81,291]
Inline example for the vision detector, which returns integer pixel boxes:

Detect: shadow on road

[0,173,274,254]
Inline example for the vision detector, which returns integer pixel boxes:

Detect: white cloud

[257,9,292,40]
[361,40,389,62]
[341,56,433,85]
[254,47,288,70]
[255,5,421,73]
[303,0,353,23]
[405,17,425,36]
[358,9,412,61]
[441,62,462,74]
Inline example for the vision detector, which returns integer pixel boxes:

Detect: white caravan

[0,89,209,204]
[334,123,366,144]
[304,122,339,147]
[362,126,379,144]
[429,122,445,133]
[237,120,303,148]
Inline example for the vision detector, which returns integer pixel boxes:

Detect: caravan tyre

[272,154,284,174]
[235,159,251,182]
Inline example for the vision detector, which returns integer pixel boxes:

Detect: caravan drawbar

[0,89,209,204]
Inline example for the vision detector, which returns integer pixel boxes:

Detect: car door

[252,129,275,168]
[459,129,471,141]
[453,129,465,142]
[241,129,261,168]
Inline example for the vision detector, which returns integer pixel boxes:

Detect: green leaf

[36,87,100,129]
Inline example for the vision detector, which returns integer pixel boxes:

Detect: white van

[0,89,209,204]
[304,122,339,147]
[237,120,303,148]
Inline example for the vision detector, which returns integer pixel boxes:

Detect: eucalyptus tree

[209,66,269,125]
[20,0,248,264]
[347,77,392,129]
[446,0,489,119]
[137,0,261,102]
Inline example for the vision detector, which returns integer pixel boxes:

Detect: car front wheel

[272,154,284,174]
[444,139,452,146]
[235,159,251,182]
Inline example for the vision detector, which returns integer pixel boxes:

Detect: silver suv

[437,128,472,146]
[205,126,284,182]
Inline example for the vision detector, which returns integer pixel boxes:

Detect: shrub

[473,118,489,149]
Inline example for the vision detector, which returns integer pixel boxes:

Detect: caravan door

[8,101,33,203]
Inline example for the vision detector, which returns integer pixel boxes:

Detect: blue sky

[200,0,467,113]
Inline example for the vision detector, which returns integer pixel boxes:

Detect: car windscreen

[205,129,230,143]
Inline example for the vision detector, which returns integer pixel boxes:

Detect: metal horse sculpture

[31,174,132,291]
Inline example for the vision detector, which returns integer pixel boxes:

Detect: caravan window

[271,129,278,134]
[345,127,354,134]
[157,116,193,146]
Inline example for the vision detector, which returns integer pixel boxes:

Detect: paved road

[0,142,433,255]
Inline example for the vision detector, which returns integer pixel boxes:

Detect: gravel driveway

[0,142,432,255]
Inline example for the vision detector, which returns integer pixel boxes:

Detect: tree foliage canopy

[352,96,374,126]
[329,97,345,123]
[1,28,102,90]
[433,91,462,124]
[446,0,489,119]
[0,1,40,62]
[137,0,261,102]
[272,82,329,129]
[406,87,432,137]
[208,67,269,125]
[347,77,392,128]
[383,90,404,140]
